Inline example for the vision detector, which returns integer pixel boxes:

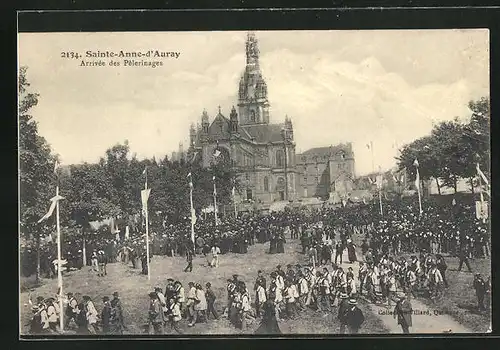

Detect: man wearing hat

[205,282,219,320]
[167,295,183,333]
[473,273,487,311]
[393,292,412,333]
[345,298,364,334]
[101,296,112,334]
[64,292,80,329]
[110,292,125,333]
[164,279,175,304]
[45,298,58,332]
[97,250,107,277]
[184,246,193,272]
[337,293,349,334]
[155,287,168,323]
[148,291,165,334]
[83,295,99,334]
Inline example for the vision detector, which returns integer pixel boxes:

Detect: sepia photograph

[18,29,490,336]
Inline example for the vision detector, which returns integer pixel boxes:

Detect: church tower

[238,32,270,125]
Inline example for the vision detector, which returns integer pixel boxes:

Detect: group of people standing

[28,291,125,335]
[146,278,219,334]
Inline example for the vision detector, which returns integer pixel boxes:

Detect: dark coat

[345,306,364,330]
[254,302,282,334]
[394,299,412,327]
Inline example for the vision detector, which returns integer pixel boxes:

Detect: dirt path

[335,247,471,334]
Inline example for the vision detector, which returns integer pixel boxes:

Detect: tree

[63,162,119,264]
[19,66,56,283]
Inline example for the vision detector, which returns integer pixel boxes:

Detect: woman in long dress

[254,301,282,334]
[347,239,357,263]
[269,233,277,254]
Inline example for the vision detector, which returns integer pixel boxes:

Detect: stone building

[296,144,355,200]
[186,32,355,207]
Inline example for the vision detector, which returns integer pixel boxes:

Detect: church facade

[187,32,355,207]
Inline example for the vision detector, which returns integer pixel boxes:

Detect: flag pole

[56,184,64,331]
[213,176,218,226]
[233,189,237,218]
[414,161,423,216]
[379,188,383,217]
[370,141,375,173]
[189,175,195,244]
[144,169,150,281]
[477,163,486,223]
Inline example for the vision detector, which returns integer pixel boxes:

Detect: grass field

[20,240,388,335]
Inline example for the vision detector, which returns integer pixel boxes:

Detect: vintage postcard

[18,29,490,336]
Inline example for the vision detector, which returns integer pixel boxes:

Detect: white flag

[232,186,236,197]
[191,208,197,225]
[37,194,65,223]
[187,172,192,178]
[476,163,489,186]
[141,188,151,209]
[413,159,419,167]
[142,167,147,175]
[415,167,420,191]
[376,174,383,189]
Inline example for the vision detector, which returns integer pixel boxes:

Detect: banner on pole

[141,188,151,209]
[38,195,65,223]
[475,201,488,220]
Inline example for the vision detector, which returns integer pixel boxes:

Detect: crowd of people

[25,195,491,335]
[28,291,126,335]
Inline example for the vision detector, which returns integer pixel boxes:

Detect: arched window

[264,176,269,192]
[276,149,285,167]
[250,110,256,122]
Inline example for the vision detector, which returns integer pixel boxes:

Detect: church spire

[246,32,260,66]
[238,32,270,125]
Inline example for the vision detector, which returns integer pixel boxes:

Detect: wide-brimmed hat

[102,296,110,302]
[397,292,406,299]
[348,299,357,305]
[113,292,119,297]
[148,292,157,298]
[340,293,348,299]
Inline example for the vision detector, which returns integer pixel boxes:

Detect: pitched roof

[298,143,353,158]
[240,123,284,143]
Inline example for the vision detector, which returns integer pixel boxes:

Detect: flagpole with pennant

[213,176,218,226]
[476,163,489,223]
[376,167,383,217]
[232,182,237,218]
[38,160,65,331]
[141,166,151,281]
[414,159,423,215]
[188,172,196,244]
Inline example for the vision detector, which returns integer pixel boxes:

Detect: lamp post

[281,128,289,201]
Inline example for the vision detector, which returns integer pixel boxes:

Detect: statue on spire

[246,32,260,65]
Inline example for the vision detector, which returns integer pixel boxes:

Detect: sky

[18,30,489,176]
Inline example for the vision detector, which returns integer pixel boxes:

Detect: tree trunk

[470,177,475,194]
[453,176,458,193]
[35,232,41,284]
[421,179,426,197]
[82,227,87,267]
[436,178,441,195]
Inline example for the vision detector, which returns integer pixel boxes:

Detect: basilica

[186,32,355,208]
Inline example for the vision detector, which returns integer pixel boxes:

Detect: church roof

[298,143,353,158]
[240,123,284,143]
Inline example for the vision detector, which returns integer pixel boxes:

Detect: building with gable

[187,32,355,207]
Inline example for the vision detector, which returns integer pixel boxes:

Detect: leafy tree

[19,66,56,282]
